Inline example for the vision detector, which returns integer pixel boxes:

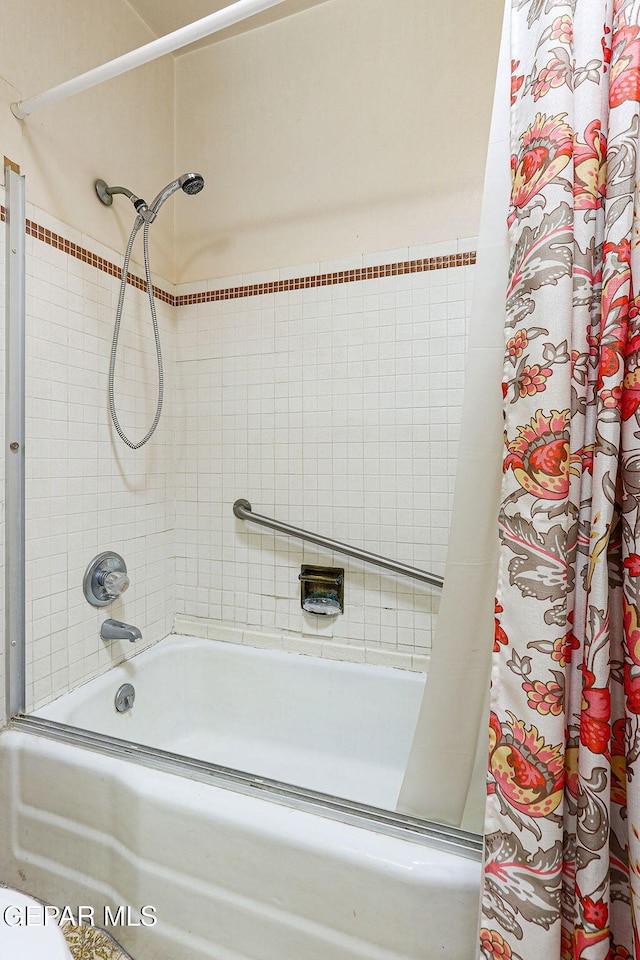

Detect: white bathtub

[36,634,427,810]
[0,635,482,960]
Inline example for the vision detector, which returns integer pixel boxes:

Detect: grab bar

[233,499,444,588]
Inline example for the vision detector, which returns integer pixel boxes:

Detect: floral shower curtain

[480,1,640,958]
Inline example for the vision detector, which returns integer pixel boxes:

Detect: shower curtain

[397,1,510,826]
[481,1,640,958]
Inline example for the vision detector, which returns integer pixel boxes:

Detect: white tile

[457,236,479,254]
[279,262,320,282]
[362,247,409,267]
[175,279,206,297]
[318,254,363,273]
[11,230,476,718]
[408,240,457,259]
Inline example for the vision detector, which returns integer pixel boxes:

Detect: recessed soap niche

[299,565,344,617]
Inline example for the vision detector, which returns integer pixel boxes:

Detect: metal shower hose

[109,216,164,449]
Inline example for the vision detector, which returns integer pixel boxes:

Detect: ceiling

[125,0,333,53]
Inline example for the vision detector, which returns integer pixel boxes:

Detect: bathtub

[0,634,482,960]
[36,634,427,809]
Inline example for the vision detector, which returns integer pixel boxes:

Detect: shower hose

[109,215,163,449]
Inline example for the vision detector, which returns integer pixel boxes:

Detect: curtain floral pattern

[481,1,640,958]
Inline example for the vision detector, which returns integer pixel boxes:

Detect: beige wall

[174,0,504,282]
[0,0,175,280]
[0,1,502,283]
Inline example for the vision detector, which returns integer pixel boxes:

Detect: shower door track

[9,714,483,862]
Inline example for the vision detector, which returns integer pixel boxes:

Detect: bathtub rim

[9,713,483,862]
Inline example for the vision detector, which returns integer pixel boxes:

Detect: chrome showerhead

[179,172,205,196]
[149,172,205,216]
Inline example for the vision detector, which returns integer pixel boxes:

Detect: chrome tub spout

[100,619,142,642]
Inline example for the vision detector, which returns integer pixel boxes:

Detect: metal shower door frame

[4,162,26,720]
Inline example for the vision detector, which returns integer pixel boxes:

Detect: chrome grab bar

[233,499,444,589]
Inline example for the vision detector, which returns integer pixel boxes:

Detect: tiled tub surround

[0,191,475,717]
[173,245,475,670]
[20,201,176,713]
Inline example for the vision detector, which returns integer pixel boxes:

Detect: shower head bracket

[95,179,113,206]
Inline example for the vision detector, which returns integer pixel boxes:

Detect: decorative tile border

[174,252,477,305]
[0,203,173,305]
[1,204,476,304]
[25,217,175,305]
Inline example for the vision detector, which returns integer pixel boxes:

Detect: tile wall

[0,194,476,719]
[173,244,475,671]
[22,203,175,713]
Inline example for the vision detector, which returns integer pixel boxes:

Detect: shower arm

[95,180,151,220]
[10,0,289,120]
[102,185,139,203]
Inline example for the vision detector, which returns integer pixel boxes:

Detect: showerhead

[150,172,205,216]
[179,172,205,196]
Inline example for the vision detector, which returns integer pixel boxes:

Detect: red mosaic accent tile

[21,216,174,304]
[3,206,476,305]
[173,251,476,305]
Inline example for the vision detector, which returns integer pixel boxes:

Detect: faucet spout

[100,618,142,643]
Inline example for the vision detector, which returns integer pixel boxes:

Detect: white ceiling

[125,0,332,53]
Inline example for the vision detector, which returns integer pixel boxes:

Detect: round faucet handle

[102,571,130,598]
[84,552,130,607]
